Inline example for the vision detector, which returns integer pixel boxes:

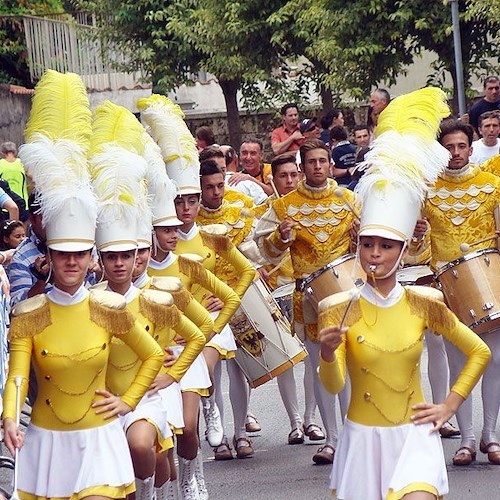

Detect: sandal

[312,444,335,465]
[303,423,325,441]
[233,436,254,459]
[288,427,305,445]
[452,446,476,466]
[480,439,500,465]
[245,413,261,433]
[213,440,233,461]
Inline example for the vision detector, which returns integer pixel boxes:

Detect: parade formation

[0,68,499,500]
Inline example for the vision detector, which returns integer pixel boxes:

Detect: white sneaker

[202,397,223,447]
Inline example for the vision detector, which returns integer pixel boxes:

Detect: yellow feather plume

[90,100,146,157]
[25,70,92,149]
[375,87,450,141]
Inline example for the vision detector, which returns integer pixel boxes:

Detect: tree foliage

[0,0,63,85]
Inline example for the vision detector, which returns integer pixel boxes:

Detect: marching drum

[436,248,500,335]
[271,282,294,322]
[231,278,308,388]
[397,265,434,286]
[300,254,364,311]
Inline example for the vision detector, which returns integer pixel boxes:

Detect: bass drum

[231,278,308,388]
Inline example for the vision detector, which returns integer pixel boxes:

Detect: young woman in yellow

[318,88,491,499]
[2,69,164,500]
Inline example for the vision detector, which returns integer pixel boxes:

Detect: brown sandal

[452,446,476,466]
[303,423,325,441]
[480,439,500,465]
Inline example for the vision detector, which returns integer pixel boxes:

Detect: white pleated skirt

[18,420,135,499]
[171,346,211,392]
[206,311,237,358]
[119,392,172,451]
[331,419,448,500]
[159,381,184,432]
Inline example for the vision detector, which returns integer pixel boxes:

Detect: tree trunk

[219,78,241,149]
[319,84,334,114]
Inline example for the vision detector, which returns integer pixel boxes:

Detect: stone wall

[0,85,32,147]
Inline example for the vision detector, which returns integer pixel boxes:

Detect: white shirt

[225,173,267,205]
[470,139,499,166]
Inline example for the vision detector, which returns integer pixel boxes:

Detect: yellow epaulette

[317,289,362,331]
[9,294,52,339]
[405,286,457,334]
[139,289,180,329]
[150,276,191,311]
[199,224,233,253]
[89,289,135,335]
[178,253,207,282]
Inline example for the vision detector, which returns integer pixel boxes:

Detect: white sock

[277,366,302,429]
[303,356,317,426]
[227,358,249,440]
[481,330,500,444]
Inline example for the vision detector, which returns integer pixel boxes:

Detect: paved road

[1,346,497,499]
[200,347,500,499]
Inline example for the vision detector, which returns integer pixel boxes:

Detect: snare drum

[230,279,308,388]
[271,283,294,322]
[300,254,364,311]
[397,265,433,286]
[436,249,500,335]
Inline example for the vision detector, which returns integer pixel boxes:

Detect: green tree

[0,0,63,85]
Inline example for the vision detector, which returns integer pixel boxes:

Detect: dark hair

[478,110,500,128]
[199,144,224,163]
[280,103,298,116]
[484,75,499,88]
[271,152,297,176]
[1,142,17,155]
[199,160,223,177]
[353,124,369,134]
[240,138,263,152]
[329,125,348,142]
[438,119,474,147]
[299,139,331,166]
[1,219,24,250]
[195,126,216,146]
[320,109,342,129]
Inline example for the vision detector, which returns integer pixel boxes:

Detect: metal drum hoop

[299,253,356,292]
[436,248,499,279]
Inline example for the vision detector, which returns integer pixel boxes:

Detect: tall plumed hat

[19,70,97,251]
[356,87,451,242]
[137,94,201,195]
[89,101,148,252]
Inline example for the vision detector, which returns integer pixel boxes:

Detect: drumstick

[267,174,281,198]
[266,254,292,275]
[459,234,498,253]
[11,375,23,500]
[334,188,360,220]
[339,289,361,328]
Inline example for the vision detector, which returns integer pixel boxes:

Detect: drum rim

[436,248,499,278]
[300,253,356,290]
[470,311,500,330]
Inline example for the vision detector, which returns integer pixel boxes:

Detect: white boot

[135,475,155,500]
[202,394,223,447]
[194,452,208,500]
[166,479,179,500]
[178,457,200,500]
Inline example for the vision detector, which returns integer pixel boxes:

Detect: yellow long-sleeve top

[422,165,499,269]
[3,287,163,431]
[224,187,254,208]
[481,154,499,176]
[318,285,490,427]
[147,252,240,335]
[106,286,205,394]
[175,224,255,298]
[196,200,268,271]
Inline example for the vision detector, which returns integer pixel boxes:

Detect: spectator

[0,179,26,222]
[0,182,19,223]
[195,126,217,151]
[368,88,391,133]
[319,109,344,146]
[469,76,500,135]
[330,126,357,186]
[352,124,371,162]
[0,142,28,206]
[470,111,500,165]
[271,103,304,155]
[1,219,25,250]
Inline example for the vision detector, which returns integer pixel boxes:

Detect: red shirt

[271,125,304,152]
